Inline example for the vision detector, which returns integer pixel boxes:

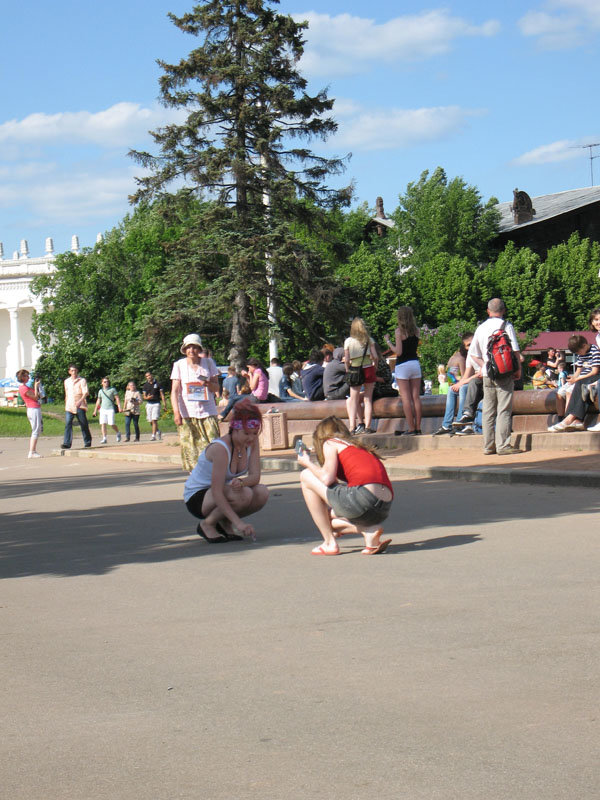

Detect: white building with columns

[0,235,83,380]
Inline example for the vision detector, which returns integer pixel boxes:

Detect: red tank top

[335,442,393,495]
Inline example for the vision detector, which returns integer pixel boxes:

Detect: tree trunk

[229,288,250,368]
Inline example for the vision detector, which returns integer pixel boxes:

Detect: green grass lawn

[0,403,178,438]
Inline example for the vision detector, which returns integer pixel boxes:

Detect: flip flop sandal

[362,538,392,555]
[197,524,227,543]
[311,544,340,555]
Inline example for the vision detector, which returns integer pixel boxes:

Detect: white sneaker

[28,452,42,458]
[157,430,162,441]
[151,434,156,441]
[586,422,600,432]
[116,433,122,442]
[101,437,107,444]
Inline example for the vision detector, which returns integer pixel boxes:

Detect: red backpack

[487,321,519,379]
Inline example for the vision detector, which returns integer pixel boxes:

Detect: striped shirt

[575,343,600,377]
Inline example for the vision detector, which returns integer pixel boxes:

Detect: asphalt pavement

[1,437,599,799]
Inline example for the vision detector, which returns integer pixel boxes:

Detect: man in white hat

[170,333,221,471]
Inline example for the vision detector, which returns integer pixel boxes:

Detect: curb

[51,448,600,489]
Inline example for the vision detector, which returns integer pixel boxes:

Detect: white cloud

[513,138,593,165]
[0,102,184,149]
[518,0,600,48]
[295,10,500,76]
[332,104,479,151]
[0,164,139,226]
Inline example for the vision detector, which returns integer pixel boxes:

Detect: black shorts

[185,487,210,520]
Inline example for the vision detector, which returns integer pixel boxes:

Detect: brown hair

[396,306,419,338]
[311,416,381,466]
[16,369,30,383]
[588,307,600,328]
[568,334,588,353]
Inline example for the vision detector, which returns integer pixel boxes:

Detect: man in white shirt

[62,364,92,449]
[467,298,521,456]
[267,358,283,399]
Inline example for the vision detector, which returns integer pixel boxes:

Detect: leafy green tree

[392,167,500,268]
[483,242,543,331]
[400,254,483,328]
[336,238,402,345]
[31,204,178,397]
[417,319,476,381]
[129,0,350,365]
[544,234,600,329]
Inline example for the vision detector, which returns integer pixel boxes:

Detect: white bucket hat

[180,333,203,354]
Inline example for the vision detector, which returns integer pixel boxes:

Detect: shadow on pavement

[3,471,599,579]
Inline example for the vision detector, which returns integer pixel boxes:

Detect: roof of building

[497,186,600,233]
[523,330,597,353]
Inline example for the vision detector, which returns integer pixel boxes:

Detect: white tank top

[183,438,250,502]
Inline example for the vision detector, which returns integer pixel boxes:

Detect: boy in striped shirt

[548,335,600,431]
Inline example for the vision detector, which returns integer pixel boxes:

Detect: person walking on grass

[93,377,122,444]
[62,364,92,450]
[17,369,43,458]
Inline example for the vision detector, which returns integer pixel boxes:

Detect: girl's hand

[297,451,312,468]
[231,478,244,492]
[237,522,255,539]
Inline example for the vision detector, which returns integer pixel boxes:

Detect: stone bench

[217,389,598,450]
[219,389,600,450]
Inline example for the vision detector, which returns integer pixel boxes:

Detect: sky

[1,0,599,257]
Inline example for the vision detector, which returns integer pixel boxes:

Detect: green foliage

[129,0,352,365]
[544,234,600,328]
[31,204,179,396]
[418,319,475,380]
[484,242,543,330]
[337,239,402,344]
[392,167,500,268]
[400,254,483,328]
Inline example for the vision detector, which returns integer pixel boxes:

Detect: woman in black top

[385,306,422,435]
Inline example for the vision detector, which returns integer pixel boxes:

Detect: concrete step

[363,430,600,453]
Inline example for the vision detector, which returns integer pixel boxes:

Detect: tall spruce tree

[129,0,350,364]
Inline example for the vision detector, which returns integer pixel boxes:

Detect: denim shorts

[326,484,392,526]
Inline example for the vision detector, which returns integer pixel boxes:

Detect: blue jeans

[63,408,92,447]
[124,414,140,440]
[442,384,468,429]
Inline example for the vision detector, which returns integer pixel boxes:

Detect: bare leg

[347,386,361,431]
[101,423,108,439]
[396,379,415,431]
[555,395,566,416]
[363,382,375,429]
[300,469,339,552]
[409,377,422,430]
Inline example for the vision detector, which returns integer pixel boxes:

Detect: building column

[7,307,20,378]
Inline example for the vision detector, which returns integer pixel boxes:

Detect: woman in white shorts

[385,306,423,435]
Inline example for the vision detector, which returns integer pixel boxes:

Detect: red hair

[229,399,263,431]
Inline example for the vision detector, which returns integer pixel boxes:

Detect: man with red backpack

[467,298,521,456]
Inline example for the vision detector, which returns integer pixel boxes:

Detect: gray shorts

[326,483,392,526]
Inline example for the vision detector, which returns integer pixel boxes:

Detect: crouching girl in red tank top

[297,416,394,555]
